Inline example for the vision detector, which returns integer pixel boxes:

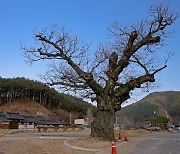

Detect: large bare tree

[22,3,178,140]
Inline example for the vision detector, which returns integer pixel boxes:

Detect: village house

[2,112,24,129]
[19,115,38,130]
[0,111,66,131]
[0,112,10,129]
[20,115,67,131]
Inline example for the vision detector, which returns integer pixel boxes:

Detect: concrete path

[64,139,102,152]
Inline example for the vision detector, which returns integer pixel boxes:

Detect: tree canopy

[22,3,178,140]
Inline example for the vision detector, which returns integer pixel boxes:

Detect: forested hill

[0,77,96,118]
[119,91,180,125]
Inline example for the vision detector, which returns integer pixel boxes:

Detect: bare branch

[130,55,149,74]
[22,3,177,114]
[152,65,167,75]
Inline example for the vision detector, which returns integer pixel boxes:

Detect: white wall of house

[19,123,35,130]
[74,119,85,125]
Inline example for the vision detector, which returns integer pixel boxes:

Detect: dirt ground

[0,128,156,154]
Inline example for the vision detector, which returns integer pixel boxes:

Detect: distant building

[74,119,85,125]
[74,117,93,126]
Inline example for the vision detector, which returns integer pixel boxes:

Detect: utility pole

[165,109,170,127]
[70,112,72,124]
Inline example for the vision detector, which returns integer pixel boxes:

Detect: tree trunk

[91,109,116,140]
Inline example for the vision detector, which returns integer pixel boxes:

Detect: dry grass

[0,138,94,154]
[0,129,10,134]
[0,101,54,119]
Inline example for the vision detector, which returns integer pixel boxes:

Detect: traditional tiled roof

[35,116,47,121]
[3,112,24,120]
[0,112,4,116]
[22,115,65,125]
[0,114,10,122]
[21,115,38,123]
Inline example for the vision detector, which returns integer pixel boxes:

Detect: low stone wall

[38,127,82,132]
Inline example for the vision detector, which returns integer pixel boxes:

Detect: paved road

[96,130,180,154]
[126,130,180,154]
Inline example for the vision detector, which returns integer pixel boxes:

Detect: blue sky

[0,0,180,102]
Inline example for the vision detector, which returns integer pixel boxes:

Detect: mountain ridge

[118,91,180,126]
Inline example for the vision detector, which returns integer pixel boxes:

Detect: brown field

[0,128,158,154]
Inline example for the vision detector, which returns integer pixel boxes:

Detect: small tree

[22,3,178,140]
